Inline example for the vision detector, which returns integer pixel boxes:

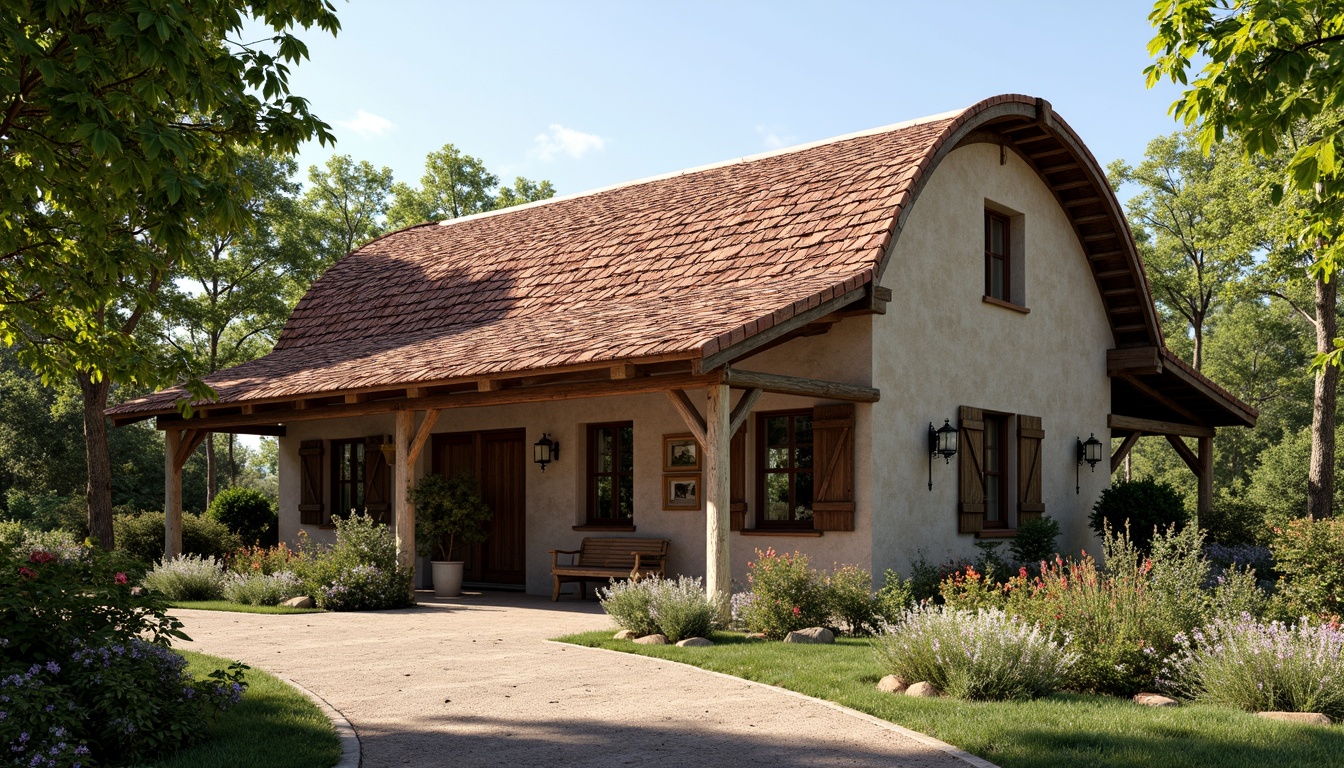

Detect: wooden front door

[431,429,527,585]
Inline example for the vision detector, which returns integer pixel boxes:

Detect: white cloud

[757,124,799,151]
[337,110,395,140]
[530,124,606,161]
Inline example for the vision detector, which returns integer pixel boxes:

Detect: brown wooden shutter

[958,406,986,534]
[1017,415,1045,522]
[812,403,855,531]
[363,436,392,525]
[730,423,747,531]
[299,440,324,525]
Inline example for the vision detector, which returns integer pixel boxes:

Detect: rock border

[551,640,1000,768]
[285,677,361,768]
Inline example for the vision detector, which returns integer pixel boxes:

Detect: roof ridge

[430,106,969,230]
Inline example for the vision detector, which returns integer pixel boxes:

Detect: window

[982,415,1007,528]
[957,407,1045,535]
[985,209,1010,301]
[757,410,814,527]
[588,422,634,523]
[331,438,366,520]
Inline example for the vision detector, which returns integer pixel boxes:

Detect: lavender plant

[222,570,304,606]
[141,554,227,601]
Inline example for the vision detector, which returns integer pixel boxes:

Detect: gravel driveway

[174,592,991,768]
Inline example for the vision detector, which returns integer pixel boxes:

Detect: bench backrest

[576,537,668,569]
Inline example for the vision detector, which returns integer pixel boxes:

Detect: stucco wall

[869,141,1113,577]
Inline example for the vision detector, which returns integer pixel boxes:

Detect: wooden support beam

[173,429,209,473]
[209,425,287,437]
[699,286,868,371]
[1083,232,1119,242]
[1064,196,1102,207]
[1074,214,1109,224]
[1165,434,1201,474]
[406,409,441,468]
[610,363,638,380]
[295,399,312,410]
[1088,250,1125,261]
[164,430,183,561]
[394,411,415,589]
[1108,413,1214,439]
[240,404,255,415]
[1197,435,1213,524]
[730,388,763,436]
[1111,431,1142,474]
[344,393,368,404]
[721,367,880,403]
[704,383,732,616]
[667,390,707,446]
[1117,373,1206,425]
[1053,179,1092,191]
[477,379,502,392]
[1096,268,1130,279]
[406,387,428,398]
[1107,346,1163,376]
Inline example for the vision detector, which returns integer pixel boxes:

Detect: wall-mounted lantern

[1076,433,1103,493]
[533,433,560,471]
[928,419,958,491]
[380,439,396,467]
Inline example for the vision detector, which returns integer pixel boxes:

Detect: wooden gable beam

[173,429,209,473]
[1108,413,1214,439]
[722,367,880,403]
[1110,431,1142,474]
[667,390,707,446]
[730,388,763,436]
[405,409,441,467]
[1117,373,1206,426]
[699,285,868,372]
[1165,434,1202,476]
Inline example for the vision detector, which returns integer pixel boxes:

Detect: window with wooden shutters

[331,438,365,522]
[363,436,392,525]
[958,406,986,534]
[299,440,324,525]
[812,403,855,531]
[729,425,747,531]
[757,410,814,528]
[1017,415,1045,523]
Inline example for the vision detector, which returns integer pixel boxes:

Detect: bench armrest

[550,548,580,568]
[630,552,666,578]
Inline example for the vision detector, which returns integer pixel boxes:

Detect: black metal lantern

[1076,433,1103,493]
[928,419,958,490]
[533,433,559,471]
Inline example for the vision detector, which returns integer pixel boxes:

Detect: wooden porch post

[1197,434,1213,525]
[164,429,183,560]
[394,410,415,578]
[705,384,731,609]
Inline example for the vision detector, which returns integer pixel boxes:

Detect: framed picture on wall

[663,473,701,510]
[663,433,701,472]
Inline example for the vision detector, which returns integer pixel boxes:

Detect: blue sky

[277,1,1189,198]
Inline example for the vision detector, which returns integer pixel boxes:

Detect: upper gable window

[985,209,1011,302]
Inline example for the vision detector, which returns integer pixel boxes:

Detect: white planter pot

[431,560,465,597]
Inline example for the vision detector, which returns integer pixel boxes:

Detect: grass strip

[169,599,323,614]
[558,630,1344,768]
[148,650,341,768]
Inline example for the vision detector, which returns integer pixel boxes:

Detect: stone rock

[613,630,638,640]
[905,681,941,698]
[745,632,768,640]
[1133,693,1179,707]
[877,675,908,694]
[676,637,713,647]
[633,633,668,645]
[1257,711,1332,726]
[281,596,315,609]
[783,627,835,644]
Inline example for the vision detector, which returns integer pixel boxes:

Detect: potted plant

[408,472,492,597]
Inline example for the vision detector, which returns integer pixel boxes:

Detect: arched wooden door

[430,429,527,585]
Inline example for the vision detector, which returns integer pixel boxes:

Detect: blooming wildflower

[27,551,55,565]
[17,567,35,579]
[114,572,128,585]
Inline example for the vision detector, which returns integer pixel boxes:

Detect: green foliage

[289,154,394,282]
[739,548,831,639]
[293,514,413,611]
[873,606,1076,701]
[1270,516,1344,619]
[826,565,880,636]
[114,511,243,566]
[207,487,278,546]
[906,552,944,604]
[1201,492,1267,545]
[1247,426,1344,528]
[598,578,661,636]
[227,543,298,576]
[1009,516,1062,566]
[599,576,725,642]
[873,569,915,625]
[408,472,492,561]
[1089,478,1188,552]
[143,554,229,601]
[386,144,555,229]
[222,571,303,606]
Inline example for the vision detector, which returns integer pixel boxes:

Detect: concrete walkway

[175,593,989,768]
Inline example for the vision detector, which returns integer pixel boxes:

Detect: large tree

[387,144,555,229]
[1147,0,1344,518]
[287,154,394,285]
[0,0,339,547]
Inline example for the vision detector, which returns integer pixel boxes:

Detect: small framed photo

[663,434,701,472]
[663,473,701,510]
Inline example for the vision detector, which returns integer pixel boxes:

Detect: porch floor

[173,591,987,768]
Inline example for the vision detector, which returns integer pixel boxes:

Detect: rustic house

[109,94,1256,597]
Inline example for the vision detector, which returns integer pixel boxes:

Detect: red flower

[792,606,801,616]
[114,572,129,585]
[28,551,55,564]
[18,566,36,579]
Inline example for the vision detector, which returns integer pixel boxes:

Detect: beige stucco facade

[276,140,1113,596]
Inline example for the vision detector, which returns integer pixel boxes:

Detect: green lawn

[557,630,1344,768]
[148,650,341,768]
[169,600,323,614]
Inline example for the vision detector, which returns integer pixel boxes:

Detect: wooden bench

[549,537,669,601]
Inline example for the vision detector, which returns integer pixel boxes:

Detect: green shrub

[873,606,1076,701]
[207,487,277,546]
[0,542,244,766]
[739,548,830,639]
[228,542,298,575]
[907,552,944,604]
[223,570,304,605]
[826,565,879,635]
[650,576,724,642]
[114,511,242,566]
[142,554,228,600]
[873,569,914,625]
[1201,493,1267,546]
[1009,516,1061,567]
[0,522,85,562]
[295,513,413,611]
[1162,616,1344,719]
[1089,478,1187,553]
[408,472,492,561]
[939,565,1008,611]
[1270,516,1344,620]
[600,578,661,636]
[2,489,87,534]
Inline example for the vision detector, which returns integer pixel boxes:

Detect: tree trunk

[77,372,114,549]
[205,436,217,508]
[1308,274,1338,520]
[228,433,237,486]
[1192,320,1203,372]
